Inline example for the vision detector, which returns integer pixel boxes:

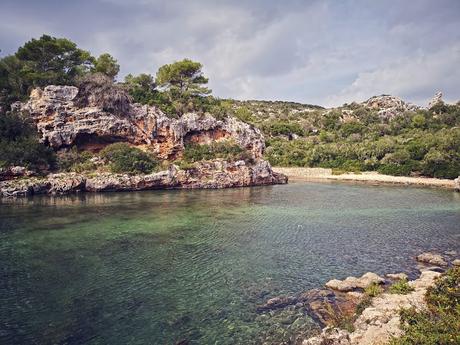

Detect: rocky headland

[0,84,287,197]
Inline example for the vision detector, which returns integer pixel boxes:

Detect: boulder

[416,252,448,267]
[325,272,384,292]
[452,259,460,266]
[455,176,460,192]
[385,273,408,281]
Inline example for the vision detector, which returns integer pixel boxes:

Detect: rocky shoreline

[256,251,459,345]
[0,159,287,198]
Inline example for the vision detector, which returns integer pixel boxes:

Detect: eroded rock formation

[20,85,265,160]
[364,95,420,119]
[0,160,287,197]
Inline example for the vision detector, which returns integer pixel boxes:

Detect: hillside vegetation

[1,34,459,179]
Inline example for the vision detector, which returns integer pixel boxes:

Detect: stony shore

[257,251,459,345]
[0,160,287,198]
[273,167,460,191]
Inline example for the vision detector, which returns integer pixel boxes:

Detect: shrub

[182,140,252,163]
[0,112,56,170]
[100,143,158,174]
[365,283,384,297]
[390,268,460,345]
[389,278,414,294]
[57,148,95,172]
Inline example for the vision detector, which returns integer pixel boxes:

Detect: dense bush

[57,148,96,173]
[182,141,252,163]
[100,143,158,174]
[390,267,460,345]
[0,112,55,170]
[262,103,460,179]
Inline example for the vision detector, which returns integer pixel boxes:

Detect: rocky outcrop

[0,166,35,181]
[364,95,419,119]
[20,85,265,160]
[325,272,384,292]
[454,176,460,191]
[416,252,448,267]
[0,160,287,197]
[303,270,441,345]
[428,91,443,109]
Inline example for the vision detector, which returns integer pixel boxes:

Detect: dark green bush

[182,141,252,163]
[390,267,460,345]
[57,147,95,172]
[0,112,56,170]
[100,143,158,174]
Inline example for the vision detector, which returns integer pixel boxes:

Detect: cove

[1,181,459,344]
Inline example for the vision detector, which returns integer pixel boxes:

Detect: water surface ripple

[1,181,459,344]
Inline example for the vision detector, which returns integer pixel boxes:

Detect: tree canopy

[155,59,211,99]
[16,34,93,87]
[92,53,120,79]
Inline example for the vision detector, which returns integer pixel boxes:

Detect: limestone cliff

[20,85,265,160]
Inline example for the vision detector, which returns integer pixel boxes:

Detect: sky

[1,0,459,107]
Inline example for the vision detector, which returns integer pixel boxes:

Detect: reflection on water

[1,182,459,344]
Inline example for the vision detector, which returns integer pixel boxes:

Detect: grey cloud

[1,0,459,106]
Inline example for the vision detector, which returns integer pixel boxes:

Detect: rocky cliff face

[21,85,265,160]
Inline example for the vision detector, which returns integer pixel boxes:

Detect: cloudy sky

[1,0,459,107]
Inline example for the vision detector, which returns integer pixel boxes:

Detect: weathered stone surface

[325,272,384,292]
[364,95,419,119]
[21,85,266,160]
[455,176,460,192]
[452,259,460,266]
[303,270,441,345]
[0,160,287,197]
[303,327,351,345]
[416,252,448,267]
[0,166,35,181]
[428,91,443,109]
[385,273,408,281]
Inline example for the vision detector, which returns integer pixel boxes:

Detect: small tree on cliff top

[155,59,211,102]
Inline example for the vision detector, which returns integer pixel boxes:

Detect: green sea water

[1,181,459,344]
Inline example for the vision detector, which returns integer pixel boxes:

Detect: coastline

[273,167,459,190]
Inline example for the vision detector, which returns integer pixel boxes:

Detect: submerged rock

[416,252,448,267]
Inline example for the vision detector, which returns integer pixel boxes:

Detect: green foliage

[0,34,94,113]
[390,267,460,345]
[0,112,55,170]
[389,278,415,294]
[57,148,95,172]
[16,34,93,88]
[364,283,384,297]
[182,141,252,163]
[154,59,211,115]
[261,121,305,137]
[92,53,120,79]
[100,143,158,174]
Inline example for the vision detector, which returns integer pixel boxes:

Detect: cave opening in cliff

[73,133,127,152]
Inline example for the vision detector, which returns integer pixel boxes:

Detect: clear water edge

[1,181,459,344]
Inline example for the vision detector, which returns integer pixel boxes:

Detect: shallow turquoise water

[1,181,460,344]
